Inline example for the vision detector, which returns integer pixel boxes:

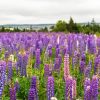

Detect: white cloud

[0,0,100,24]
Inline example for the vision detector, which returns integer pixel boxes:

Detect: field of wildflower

[0,32,100,100]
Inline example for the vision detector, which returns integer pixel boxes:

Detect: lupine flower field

[0,32,100,100]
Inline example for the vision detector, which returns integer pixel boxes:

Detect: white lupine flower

[51,97,57,100]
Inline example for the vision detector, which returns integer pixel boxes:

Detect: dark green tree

[67,17,79,33]
[53,20,67,32]
[38,27,48,32]
[1,26,5,32]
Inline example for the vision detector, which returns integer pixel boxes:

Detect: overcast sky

[0,0,100,24]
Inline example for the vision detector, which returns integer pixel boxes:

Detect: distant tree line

[0,17,100,34]
[0,26,36,32]
[51,17,100,34]
[0,26,48,32]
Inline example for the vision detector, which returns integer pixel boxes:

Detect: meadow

[0,32,100,100]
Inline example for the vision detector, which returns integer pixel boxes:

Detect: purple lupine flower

[88,61,92,68]
[84,61,92,77]
[94,55,100,74]
[87,35,97,54]
[28,88,35,100]
[65,76,73,100]
[72,34,77,52]
[78,35,86,54]
[84,67,91,78]
[58,54,62,65]
[56,44,59,48]
[48,44,52,57]
[30,76,38,100]
[72,51,80,68]
[29,47,35,56]
[38,40,43,53]
[44,64,52,78]
[34,49,40,68]
[72,54,77,68]
[67,35,73,56]
[0,61,6,97]
[35,39,39,50]
[97,38,100,48]
[80,61,85,73]
[84,78,90,91]
[0,66,4,97]
[97,48,100,56]
[90,75,98,100]
[62,47,67,55]
[17,53,28,77]
[22,53,28,76]
[4,51,9,59]
[31,76,37,88]
[84,86,91,100]
[16,54,23,75]
[42,36,49,48]
[47,76,54,100]
[10,87,16,100]
[14,79,20,92]
[0,79,3,97]
[7,61,13,80]
[73,51,79,61]
[81,52,86,62]
[55,48,59,58]
[54,58,60,72]
[49,49,52,57]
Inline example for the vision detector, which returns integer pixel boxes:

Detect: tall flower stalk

[64,54,70,81]
[65,76,73,100]
[47,76,54,100]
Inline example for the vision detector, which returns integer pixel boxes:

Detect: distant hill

[0,24,55,31]
[1,23,100,31]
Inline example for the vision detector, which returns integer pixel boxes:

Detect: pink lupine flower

[72,78,76,99]
[64,54,70,81]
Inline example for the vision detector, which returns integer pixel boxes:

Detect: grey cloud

[0,0,100,24]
